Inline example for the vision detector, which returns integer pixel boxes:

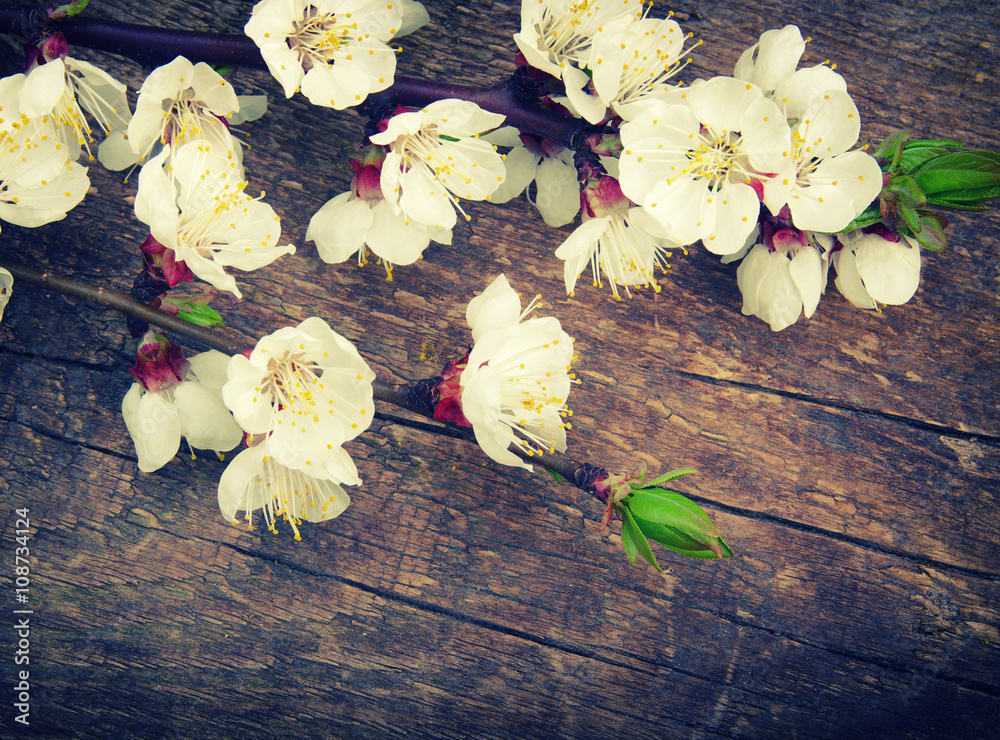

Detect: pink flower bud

[433,356,472,427]
[129,331,190,392]
[581,176,630,220]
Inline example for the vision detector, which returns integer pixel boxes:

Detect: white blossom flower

[122,349,244,473]
[133,139,295,299]
[588,13,696,122]
[736,235,833,331]
[370,99,506,230]
[460,275,575,471]
[20,55,131,163]
[0,74,90,230]
[98,56,257,171]
[556,206,677,299]
[0,267,12,323]
[513,0,639,123]
[618,78,790,254]
[485,126,579,227]
[766,90,882,232]
[833,232,921,309]
[218,436,357,539]
[222,317,376,477]
[244,0,420,109]
[306,150,451,276]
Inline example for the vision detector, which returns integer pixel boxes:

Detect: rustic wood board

[1,0,998,738]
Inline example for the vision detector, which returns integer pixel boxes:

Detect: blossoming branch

[0,0,996,571]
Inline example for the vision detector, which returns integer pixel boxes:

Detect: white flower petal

[687,76,762,133]
[534,154,581,227]
[802,90,862,158]
[772,65,848,121]
[466,273,523,340]
[643,176,713,246]
[187,350,234,389]
[856,235,921,305]
[396,0,430,37]
[122,385,182,473]
[307,193,373,264]
[788,245,824,318]
[833,245,877,309]
[712,195,756,254]
[736,246,803,331]
[489,145,537,204]
[734,25,805,91]
[0,268,12,323]
[366,199,432,265]
[173,382,244,452]
[19,59,67,118]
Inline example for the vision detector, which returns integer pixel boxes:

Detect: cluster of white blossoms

[308,99,506,274]
[458,274,576,471]
[96,53,300,300]
[220,317,376,538]
[121,319,376,539]
[245,0,429,109]
[514,0,695,124]
[0,71,91,233]
[502,4,913,329]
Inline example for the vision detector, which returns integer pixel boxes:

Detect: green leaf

[886,174,926,209]
[620,517,638,564]
[873,129,910,169]
[840,202,884,233]
[924,183,1000,205]
[658,536,736,560]
[640,467,697,489]
[620,506,661,570]
[904,138,967,149]
[900,146,964,173]
[911,214,948,250]
[544,468,566,484]
[630,488,715,528]
[48,0,90,20]
[910,152,1000,197]
[897,204,923,234]
[923,198,991,212]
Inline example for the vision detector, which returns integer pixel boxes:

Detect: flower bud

[351,148,387,202]
[623,488,732,559]
[580,175,630,220]
[432,355,472,427]
[140,234,194,287]
[129,331,190,392]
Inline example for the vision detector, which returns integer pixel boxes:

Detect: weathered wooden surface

[1,0,998,738]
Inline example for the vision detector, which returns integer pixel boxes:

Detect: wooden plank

[3,412,998,737]
[0,0,998,738]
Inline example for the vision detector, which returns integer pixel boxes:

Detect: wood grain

[1,0,998,738]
